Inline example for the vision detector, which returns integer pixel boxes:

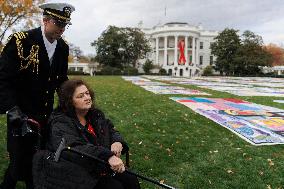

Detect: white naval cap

[39,2,75,24]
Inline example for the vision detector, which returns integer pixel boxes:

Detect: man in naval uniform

[0,2,75,189]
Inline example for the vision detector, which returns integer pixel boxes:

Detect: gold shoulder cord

[14,32,40,74]
[0,34,13,54]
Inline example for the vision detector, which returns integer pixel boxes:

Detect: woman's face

[72,85,92,112]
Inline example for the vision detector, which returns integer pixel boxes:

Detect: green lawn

[1,76,284,188]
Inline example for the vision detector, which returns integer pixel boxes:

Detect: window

[179,69,183,76]
[199,56,203,65]
[210,56,213,65]
[200,42,203,49]
[78,67,83,72]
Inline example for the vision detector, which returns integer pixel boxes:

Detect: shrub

[202,65,214,76]
[100,66,122,75]
[67,70,87,75]
[123,67,138,75]
[143,59,154,74]
[159,68,167,75]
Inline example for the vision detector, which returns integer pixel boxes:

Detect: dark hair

[58,79,95,115]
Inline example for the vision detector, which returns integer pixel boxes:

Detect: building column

[192,37,196,66]
[174,35,178,67]
[195,38,199,66]
[155,37,159,65]
[164,36,168,67]
[185,36,188,66]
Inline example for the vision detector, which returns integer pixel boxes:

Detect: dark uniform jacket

[33,108,129,189]
[0,27,69,122]
[0,27,69,180]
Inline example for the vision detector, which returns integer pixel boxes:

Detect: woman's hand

[111,142,123,157]
[108,155,125,173]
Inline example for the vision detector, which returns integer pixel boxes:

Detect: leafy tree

[126,27,151,67]
[92,26,128,68]
[211,29,273,76]
[234,31,272,75]
[264,43,284,66]
[210,28,241,75]
[143,59,154,74]
[0,0,45,46]
[92,26,150,68]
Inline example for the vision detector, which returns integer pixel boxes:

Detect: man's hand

[7,106,25,127]
[111,142,123,157]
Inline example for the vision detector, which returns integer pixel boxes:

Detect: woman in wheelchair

[33,79,140,189]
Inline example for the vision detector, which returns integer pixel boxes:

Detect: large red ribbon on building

[178,40,186,65]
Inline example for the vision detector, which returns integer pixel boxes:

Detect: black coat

[0,27,69,122]
[33,108,129,189]
[0,27,69,181]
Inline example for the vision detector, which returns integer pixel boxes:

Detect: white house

[140,22,219,77]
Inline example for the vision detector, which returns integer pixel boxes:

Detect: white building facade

[263,66,284,75]
[68,63,96,76]
[141,22,219,77]
[68,63,91,75]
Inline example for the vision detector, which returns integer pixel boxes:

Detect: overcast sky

[47,0,284,55]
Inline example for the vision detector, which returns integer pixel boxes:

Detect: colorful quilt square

[170,97,284,145]
[190,97,214,103]
[225,103,261,111]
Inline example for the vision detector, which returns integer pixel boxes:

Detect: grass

[1,76,284,188]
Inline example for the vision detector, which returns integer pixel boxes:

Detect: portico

[142,22,218,77]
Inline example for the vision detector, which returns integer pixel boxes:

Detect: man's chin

[53,34,62,40]
[55,35,62,40]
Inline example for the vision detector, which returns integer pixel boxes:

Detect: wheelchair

[32,139,130,189]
